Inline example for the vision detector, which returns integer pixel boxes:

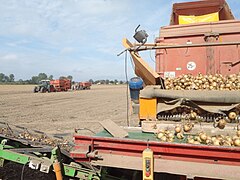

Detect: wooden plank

[100,119,128,138]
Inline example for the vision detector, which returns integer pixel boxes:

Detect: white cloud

[2,54,18,61]
[6,40,30,47]
[60,47,75,54]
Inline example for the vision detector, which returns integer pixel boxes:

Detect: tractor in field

[33,80,56,93]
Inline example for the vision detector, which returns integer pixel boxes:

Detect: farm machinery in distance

[33,79,71,93]
[72,81,92,90]
[33,80,55,93]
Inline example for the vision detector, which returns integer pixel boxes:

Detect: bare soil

[0,85,138,141]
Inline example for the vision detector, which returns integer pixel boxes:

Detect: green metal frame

[0,139,100,180]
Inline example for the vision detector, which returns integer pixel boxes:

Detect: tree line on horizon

[0,72,126,85]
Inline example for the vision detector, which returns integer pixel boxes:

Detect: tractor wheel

[41,87,46,93]
[33,87,38,93]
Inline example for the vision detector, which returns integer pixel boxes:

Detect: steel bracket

[29,159,40,170]
[40,161,52,173]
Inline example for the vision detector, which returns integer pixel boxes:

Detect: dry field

[0,85,138,141]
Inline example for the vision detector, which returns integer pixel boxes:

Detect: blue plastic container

[129,77,143,103]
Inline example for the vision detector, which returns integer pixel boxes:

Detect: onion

[228,112,237,120]
[233,138,240,146]
[193,141,201,145]
[206,139,212,145]
[168,132,174,139]
[157,132,164,139]
[199,133,207,141]
[176,133,184,139]
[164,130,170,135]
[225,136,233,145]
[213,139,221,146]
[160,136,167,142]
[183,123,193,132]
[214,119,226,129]
[236,130,240,137]
[223,140,232,147]
[174,125,182,134]
[164,73,240,90]
[190,111,197,120]
[187,138,195,144]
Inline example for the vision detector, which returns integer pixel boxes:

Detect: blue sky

[0,0,240,81]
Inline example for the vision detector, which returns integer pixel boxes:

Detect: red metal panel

[71,134,240,179]
[71,134,240,166]
[50,79,71,91]
[156,21,240,78]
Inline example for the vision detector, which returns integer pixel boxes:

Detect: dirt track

[0,85,138,140]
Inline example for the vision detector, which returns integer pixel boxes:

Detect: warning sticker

[164,72,176,78]
[187,61,196,71]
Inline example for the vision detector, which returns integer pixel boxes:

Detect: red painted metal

[155,0,240,78]
[50,79,71,91]
[155,20,240,78]
[71,134,240,166]
[79,81,92,89]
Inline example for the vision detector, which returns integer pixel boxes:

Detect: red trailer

[79,82,91,90]
[72,81,92,90]
[155,0,240,78]
[50,79,71,92]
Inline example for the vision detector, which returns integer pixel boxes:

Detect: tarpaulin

[179,12,219,25]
